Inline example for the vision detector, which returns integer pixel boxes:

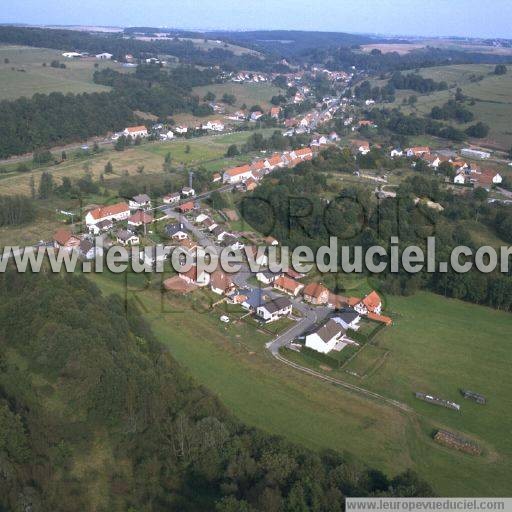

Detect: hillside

[0,270,431,511]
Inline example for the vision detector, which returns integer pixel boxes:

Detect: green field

[87,267,512,497]
[383,64,512,151]
[0,45,128,100]
[193,82,283,111]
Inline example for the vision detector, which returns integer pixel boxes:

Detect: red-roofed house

[53,228,81,251]
[270,106,282,119]
[223,164,253,184]
[123,125,148,138]
[210,270,235,295]
[177,202,195,213]
[406,146,430,158]
[303,282,330,305]
[355,291,382,315]
[273,276,304,297]
[178,265,210,287]
[128,210,154,227]
[85,202,130,227]
[292,147,314,161]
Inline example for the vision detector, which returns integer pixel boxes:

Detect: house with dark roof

[305,319,347,354]
[165,223,188,240]
[333,308,361,331]
[129,194,151,210]
[257,296,293,323]
[116,230,140,246]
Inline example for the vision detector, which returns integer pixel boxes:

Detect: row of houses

[222,147,315,184]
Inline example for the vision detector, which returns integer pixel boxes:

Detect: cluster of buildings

[390,146,503,189]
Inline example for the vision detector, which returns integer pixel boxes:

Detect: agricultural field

[382,64,512,151]
[88,269,512,497]
[0,45,129,100]
[0,128,280,246]
[193,82,284,111]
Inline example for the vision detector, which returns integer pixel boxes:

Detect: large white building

[223,164,253,184]
[85,203,130,227]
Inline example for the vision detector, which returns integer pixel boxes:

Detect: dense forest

[0,270,433,511]
[241,148,512,311]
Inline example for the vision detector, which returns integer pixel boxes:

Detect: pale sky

[2,0,512,39]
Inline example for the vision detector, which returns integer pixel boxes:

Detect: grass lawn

[0,45,128,100]
[86,268,512,496]
[357,291,512,495]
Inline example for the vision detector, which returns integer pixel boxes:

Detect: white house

[256,270,281,285]
[454,172,466,185]
[129,193,151,210]
[163,192,181,204]
[181,187,195,197]
[305,319,347,354]
[333,309,361,331]
[202,120,225,132]
[85,203,130,227]
[250,111,264,121]
[175,125,188,134]
[257,297,292,323]
[116,230,139,246]
[88,218,113,235]
[96,53,113,60]
[390,148,403,158]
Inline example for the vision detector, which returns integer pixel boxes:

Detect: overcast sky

[2,0,511,38]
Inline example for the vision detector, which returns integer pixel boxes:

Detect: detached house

[303,282,330,305]
[333,308,361,331]
[354,291,382,316]
[116,230,139,246]
[257,296,293,323]
[128,210,154,228]
[53,228,81,251]
[129,194,151,210]
[202,120,224,132]
[210,270,235,295]
[351,140,370,155]
[85,202,130,227]
[305,319,347,354]
[165,223,188,240]
[273,276,304,297]
[178,265,210,287]
[163,192,181,204]
[270,106,281,119]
